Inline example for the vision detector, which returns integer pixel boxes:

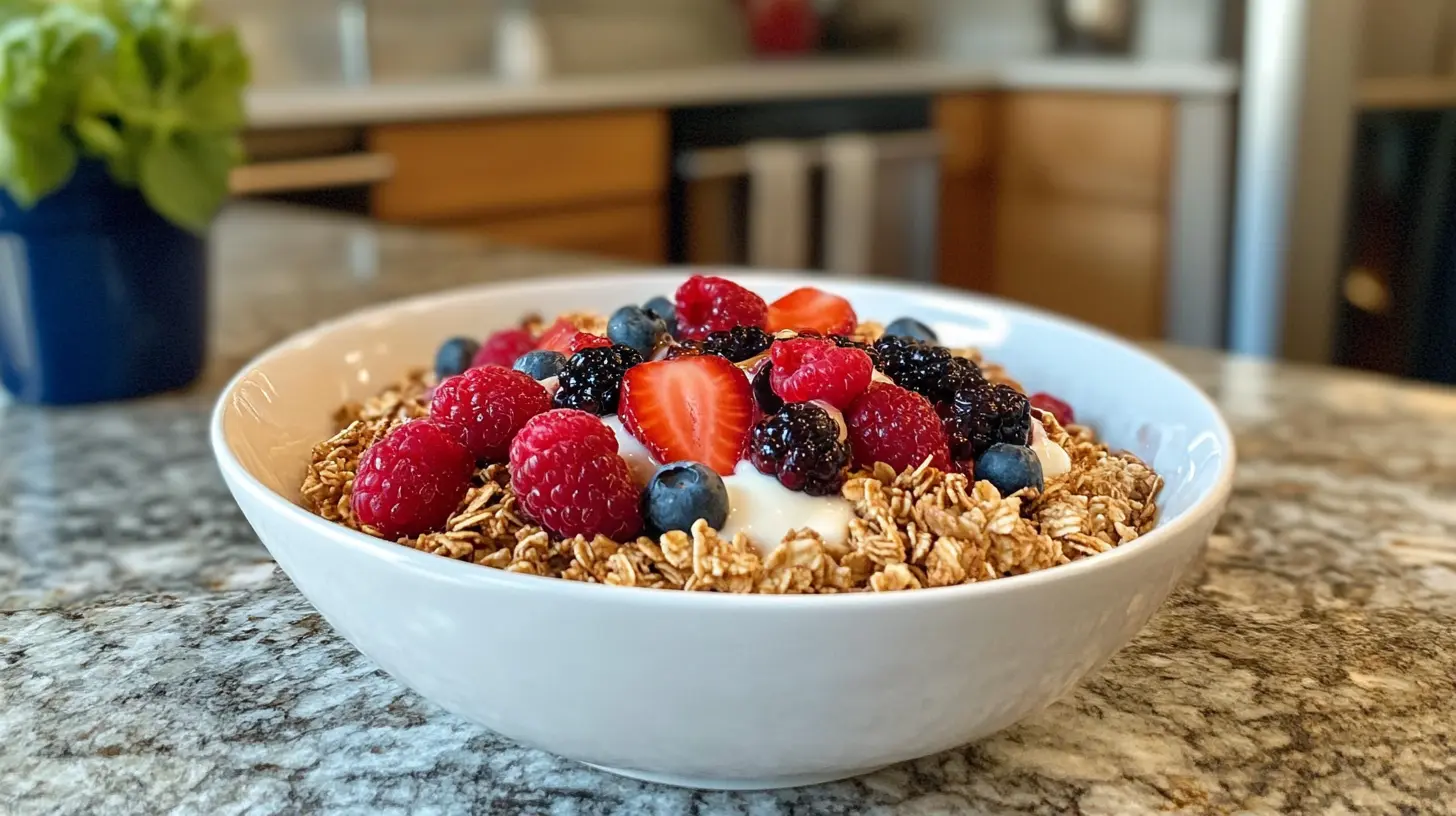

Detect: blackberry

[942,381,1031,460]
[942,355,985,401]
[748,403,850,496]
[872,335,960,400]
[752,361,784,415]
[702,325,773,362]
[553,344,643,415]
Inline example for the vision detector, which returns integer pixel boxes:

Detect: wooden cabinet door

[995,193,1165,337]
[369,110,668,222]
[990,93,1173,337]
[935,93,998,292]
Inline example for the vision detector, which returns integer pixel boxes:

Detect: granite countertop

[247,57,1239,129]
[4,205,1456,815]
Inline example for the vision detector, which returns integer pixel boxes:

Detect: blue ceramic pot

[0,161,207,405]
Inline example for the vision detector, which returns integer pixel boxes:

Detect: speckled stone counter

[4,205,1455,815]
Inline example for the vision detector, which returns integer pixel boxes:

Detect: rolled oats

[300,329,1163,594]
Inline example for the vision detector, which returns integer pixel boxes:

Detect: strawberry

[567,332,613,354]
[619,355,754,476]
[766,287,857,335]
[536,319,580,356]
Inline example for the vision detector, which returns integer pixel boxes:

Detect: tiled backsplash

[203,0,1229,89]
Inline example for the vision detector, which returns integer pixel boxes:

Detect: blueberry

[644,461,730,533]
[883,317,937,343]
[608,305,667,357]
[643,295,675,325]
[435,336,480,380]
[512,350,567,380]
[973,443,1044,496]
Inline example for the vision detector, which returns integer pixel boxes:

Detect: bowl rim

[210,268,1237,608]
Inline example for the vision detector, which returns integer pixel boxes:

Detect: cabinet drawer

[999,94,1171,207]
[370,110,668,222]
[453,198,665,263]
[994,193,1164,338]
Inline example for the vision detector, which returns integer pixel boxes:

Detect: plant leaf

[139,129,231,232]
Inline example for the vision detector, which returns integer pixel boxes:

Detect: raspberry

[870,335,984,403]
[430,365,551,462]
[553,344,644,415]
[768,337,873,409]
[509,409,643,539]
[674,275,768,341]
[567,332,612,354]
[1029,392,1075,427]
[473,328,538,369]
[942,381,1032,461]
[845,382,952,472]
[351,420,474,539]
[748,402,850,495]
[701,325,773,362]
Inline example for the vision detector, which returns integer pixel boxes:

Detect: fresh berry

[974,443,1044,496]
[674,275,769,341]
[554,344,643,415]
[845,383,952,472]
[643,461,730,534]
[435,336,481,380]
[511,406,617,458]
[748,402,851,495]
[568,332,613,354]
[608,305,668,357]
[430,366,551,462]
[473,328,537,369]
[1029,392,1076,427]
[351,420,474,538]
[943,381,1032,460]
[768,337,873,409]
[765,287,857,335]
[702,325,773,362]
[535,318,580,355]
[872,335,981,403]
[619,355,755,476]
[883,317,937,343]
[751,360,783,415]
[944,356,986,399]
[509,409,643,539]
[644,295,677,329]
[513,349,567,381]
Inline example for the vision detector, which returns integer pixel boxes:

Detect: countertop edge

[246,58,1241,130]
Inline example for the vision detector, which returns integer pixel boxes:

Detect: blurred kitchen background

[212,0,1456,384]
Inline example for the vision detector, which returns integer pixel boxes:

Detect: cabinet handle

[229,153,396,195]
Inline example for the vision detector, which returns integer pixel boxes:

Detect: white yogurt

[602,415,659,486]
[719,461,852,555]
[1029,418,1071,480]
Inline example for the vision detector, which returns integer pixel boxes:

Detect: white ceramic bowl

[212,271,1234,790]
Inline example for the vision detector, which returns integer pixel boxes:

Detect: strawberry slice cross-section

[618,355,754,476]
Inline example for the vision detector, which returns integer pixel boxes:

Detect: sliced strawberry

[766,287,858,335]
[568,332,613,354]
[619,355,754,476]
[536,319,580,355]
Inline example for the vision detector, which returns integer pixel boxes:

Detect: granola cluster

[300,350,1162,594]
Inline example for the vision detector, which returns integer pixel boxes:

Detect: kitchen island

[4,205,1455,815]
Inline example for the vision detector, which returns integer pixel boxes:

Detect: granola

[300,351,1163,594]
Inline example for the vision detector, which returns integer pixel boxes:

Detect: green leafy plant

[0,0,249,232]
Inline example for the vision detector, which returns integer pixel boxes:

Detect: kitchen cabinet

[935,91,1175,338]
[367,109,669,261]
[935,93,998,293]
